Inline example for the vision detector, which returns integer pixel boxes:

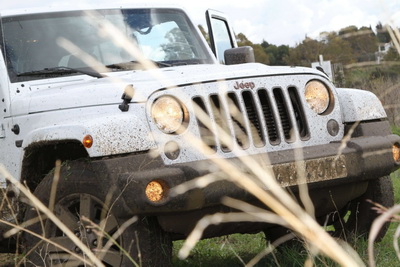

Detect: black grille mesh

[192,87,309,152]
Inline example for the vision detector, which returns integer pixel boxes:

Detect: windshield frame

[1,8,215,83]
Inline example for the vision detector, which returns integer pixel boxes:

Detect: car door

[206,9,237,64]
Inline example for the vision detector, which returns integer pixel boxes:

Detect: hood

[12,63,326,115]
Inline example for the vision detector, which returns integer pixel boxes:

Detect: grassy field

[172,170,400,267]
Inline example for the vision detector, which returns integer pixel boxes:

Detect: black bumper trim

[91,134,400,215]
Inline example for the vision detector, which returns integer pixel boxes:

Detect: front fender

[22,108,157,157]
[336,88,387,122]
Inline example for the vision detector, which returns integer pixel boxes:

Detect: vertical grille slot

[192,83,310,153]
[273,88,293,141]
[288,87,309,139]
[258,89,279,144]
[209,94,232,152]
[192,96,216,153]
[242,91,265,147]
[227,93,249,149]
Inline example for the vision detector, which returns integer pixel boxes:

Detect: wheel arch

[336,88,387,122]
[21,139,89,191]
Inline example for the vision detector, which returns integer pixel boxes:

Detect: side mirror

[224,46,255,65]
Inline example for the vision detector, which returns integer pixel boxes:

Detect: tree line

[234,23,399,67]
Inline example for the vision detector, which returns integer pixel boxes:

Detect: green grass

[173,234,269,266]
[172,170,400,266]
[392,125,400,137]
[172,233,344,266]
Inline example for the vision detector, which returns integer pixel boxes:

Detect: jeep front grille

[192,87,309,153]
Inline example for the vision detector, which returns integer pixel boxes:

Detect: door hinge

[0,124,5,138]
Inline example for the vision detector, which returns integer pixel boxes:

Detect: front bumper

[94,133,400,216]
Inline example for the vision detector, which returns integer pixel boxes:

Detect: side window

[206,10,237,64]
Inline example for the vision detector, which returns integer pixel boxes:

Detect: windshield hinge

[119,93,132,112]
[118,85,135,112]
[0,124,5,138]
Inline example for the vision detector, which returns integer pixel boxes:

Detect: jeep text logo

[233,81,255,90]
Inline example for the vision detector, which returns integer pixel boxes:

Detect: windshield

[1,8,214,82]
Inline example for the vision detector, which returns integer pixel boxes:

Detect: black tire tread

[23,160,172,267]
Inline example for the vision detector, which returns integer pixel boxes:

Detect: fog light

[165,141,180,160]
[145,180,168,202]
[327,119,339,136]
[393,143,400,163]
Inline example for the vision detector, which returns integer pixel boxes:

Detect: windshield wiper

[106,60,171,70]
[153,61,172,68]
[17,66,105,79]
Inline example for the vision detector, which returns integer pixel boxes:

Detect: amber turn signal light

[393,143,400,163]
[145,180,168,202]
[82,135,93,148]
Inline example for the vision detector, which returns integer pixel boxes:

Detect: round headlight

[305,81,331,114]
[152,96,184,134]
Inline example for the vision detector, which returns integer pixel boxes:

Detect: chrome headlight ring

[151,96,187,134]
[305,80,331,114]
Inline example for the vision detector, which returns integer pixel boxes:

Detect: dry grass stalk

[365,16,400,267]
[386,25,400,55]
[178,153,363,266]
[0,218,88,266]
[368,205,400,266]
[83,216,139,266]
[48,160,61,213]
[0,164,105,267]
[2,8,397,266]
[173,102,363,266]
[394,225,400,263]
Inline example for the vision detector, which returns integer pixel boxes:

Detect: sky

[1,0,400,47]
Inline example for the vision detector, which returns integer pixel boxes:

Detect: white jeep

[0,4,399,266]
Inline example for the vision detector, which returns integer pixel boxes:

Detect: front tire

[334,176,394,241]
[23,160,172,266]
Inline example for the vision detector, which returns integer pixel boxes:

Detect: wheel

[264,226,295,245]
[22,160,172,267]
[333,176,394,241]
